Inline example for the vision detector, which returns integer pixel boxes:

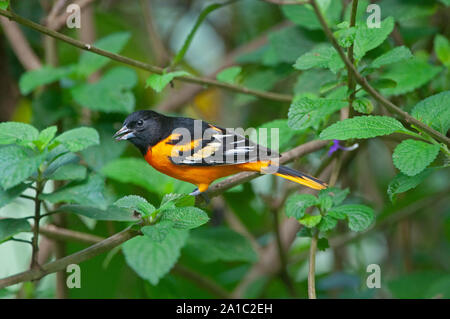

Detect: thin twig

[0,8,292,103]
[309,0,450,148]
[308,230,318,299]
[30,181,43,270]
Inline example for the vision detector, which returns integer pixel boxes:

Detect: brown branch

[0,227,140,289]
[309,0,450,148]
[308,231,318,299]
[0,8,292,103]
[39,223,104,244]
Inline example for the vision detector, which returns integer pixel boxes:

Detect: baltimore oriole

[114,110,327,195]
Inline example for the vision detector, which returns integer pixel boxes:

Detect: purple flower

[328,140,359,156]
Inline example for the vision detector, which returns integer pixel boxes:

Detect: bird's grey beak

[114,126,135,141]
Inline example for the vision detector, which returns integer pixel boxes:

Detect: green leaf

[320,116,405,140]
[330,204,375,232]
[288,97,348,130]
[354,17,395,59]
[380,58,443,96]
[0,183,29,208]
[145,71,189,93]
[46,163,87,181]
[72,67,137,113]
[297,227,313,237]
[102,158,191,195]
[411,91,450,135]
[371,46,413,68]
[77,32,130,77]
[0,218,31,243]
[266,26,322,65]
[317,237,330,251]
[282,0,342,30]
[440,0,450,5]
[40,175,106,208]
[0,122,39,147]
[19,65,74,95]
[318,187,349,206]
[183,227,257,263]
[161,206,209,230]
[35,126,57,150]
[392,140,440,176]
[317,215,338,232]
[319,195,333,211]
[387,169,431,202]
[285,194,318,219]
[58,205,139,222]
[141,221,174,243]
[298,214,322,228]
[114,195,155,217]
[216,66,242,84]
[60,204,140,221]
[334,26,356,48]
[352,98,374,114]
[434,34,450,67]
[294,45,344,73]
[0,146,46,190]
[160,193,195,210]
[54,127,99,152]
[122,228,189,285]
[0,1,10,10]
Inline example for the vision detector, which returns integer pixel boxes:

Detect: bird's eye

[137,120,144,127]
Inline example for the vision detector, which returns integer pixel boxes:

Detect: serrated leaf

[141,221,174,242]
[411,91,450,135]
[114,195,155,216]
[380,58,442,96]
[161,206,209,229]
[318,187,349,206]
[40,175,106,208]
[334,26,356,48]
[0,146,46,190]
[371,46,413,68]
[160,193,195,210]
[123,228,189,285]
[46,163,87,181]
[216,66,241,84]
[288,98,348,130]
[299,214,322,228]
[282,0,342,30]
[285,194,318,219]
[320,116,405,140]
[294,45,344,73]
[353,98,374,114]
[354,17,395,59]
[54,127,99,152]
[392,140,440,176]
[0,122,39,147]
[183,227,257,263]
[0,218,31,243]
[77,32,130,77]
[317,215,337,232]
[434,34,450,67]
[102,158,191,195]
[35,126,57,150]
[145,71,189,93]
[387,169,431,202]
[19,65,74,95]
[60,204,140,221]
[330,204,375,232]
[0,183,29,208]
[319,195,333,211]
[72,67,137,113]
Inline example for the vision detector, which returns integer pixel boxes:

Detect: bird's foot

[189,188,210,204]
